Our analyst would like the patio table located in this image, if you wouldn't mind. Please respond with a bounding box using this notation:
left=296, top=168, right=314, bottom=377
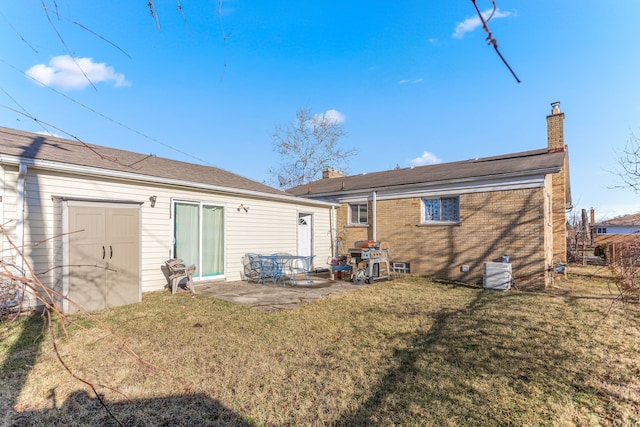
left=253, top=254, right=315, bottom=287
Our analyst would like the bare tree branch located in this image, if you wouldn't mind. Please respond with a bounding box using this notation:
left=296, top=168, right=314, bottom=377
left=0, top=223, right=193, bottom=424
left=148, top=0, right=161, bottom=30
left=615, top=131, right=640, bottom=193
left=40, top=0, right=98, bottom=91
left=269, top=107, right=356, bottom=188
left=470, top=0, right=521, bottom=83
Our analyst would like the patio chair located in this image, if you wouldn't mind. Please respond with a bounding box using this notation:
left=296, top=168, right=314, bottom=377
left=165, top=258, right=196, bottom=294
left=257, top=256, right=287, bottom=287
left=243, top=253, right=261, bottom=283
left=289, top=255, right=315, bottom=285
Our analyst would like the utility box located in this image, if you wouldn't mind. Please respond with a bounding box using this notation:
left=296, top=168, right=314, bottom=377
left=483, top=262, right=512, bottom=291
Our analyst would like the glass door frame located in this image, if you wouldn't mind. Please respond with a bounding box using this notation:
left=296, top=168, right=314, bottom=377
left=172, top=199, right=226, bottom=281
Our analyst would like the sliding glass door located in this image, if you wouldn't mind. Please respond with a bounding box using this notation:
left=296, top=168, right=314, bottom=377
left=174, top=201, right=225, bottom=279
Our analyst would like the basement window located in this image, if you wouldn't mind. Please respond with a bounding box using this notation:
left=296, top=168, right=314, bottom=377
left=422, top=197, right=460, bottom=224
left=349, top=203, right=368, bottom=225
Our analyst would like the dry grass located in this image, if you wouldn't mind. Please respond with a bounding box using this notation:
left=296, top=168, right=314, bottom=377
left=1, top=264, right=639, bottom=426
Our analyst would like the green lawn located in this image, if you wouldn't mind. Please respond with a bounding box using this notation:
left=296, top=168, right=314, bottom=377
left=1, top=264, right=639, bottom=426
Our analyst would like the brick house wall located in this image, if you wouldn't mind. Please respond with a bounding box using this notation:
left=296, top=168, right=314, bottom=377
left=306, top=104, right=571, bottom=289
left=336, top=186, right=550, bottom=289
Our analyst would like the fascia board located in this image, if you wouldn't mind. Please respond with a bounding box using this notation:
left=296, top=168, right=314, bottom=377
left=303, top=168, right=559, bottom=200
left=0, top=155, right=339, bottom=208
left=316, top=173, right=548, bottom=203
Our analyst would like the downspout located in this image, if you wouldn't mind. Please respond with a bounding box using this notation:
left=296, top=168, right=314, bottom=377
left=330, top=206, right=336, bottom=259
left=372, top=191, right=377, bottom=241
left=2, top=164, right=27, bottom=308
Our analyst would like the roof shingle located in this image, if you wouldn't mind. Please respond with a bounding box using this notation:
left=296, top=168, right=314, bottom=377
left=287, top=148, right=566, bottom=196
left=596, top=213, right=640, bottom=227
left=0, top=126, right=285, bottom=196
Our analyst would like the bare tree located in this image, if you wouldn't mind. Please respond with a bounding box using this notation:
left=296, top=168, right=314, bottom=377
left=616, top=131, right=640, bottom=193
left=268, top=107, right=356, bottom=188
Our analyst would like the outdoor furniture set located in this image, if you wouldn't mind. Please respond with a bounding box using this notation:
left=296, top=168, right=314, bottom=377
left=243, top=253, right=315, bottom=287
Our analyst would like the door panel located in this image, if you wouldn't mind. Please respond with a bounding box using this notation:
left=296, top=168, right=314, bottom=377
left=174, top=203, right=199, bottom=268
left=69, top=207, right=107, bottom=313
left=106, top=208, right=140, bottom=308
left=201, top=205, right=224, bottom=277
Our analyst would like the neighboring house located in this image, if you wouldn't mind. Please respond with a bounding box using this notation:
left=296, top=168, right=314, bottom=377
left=0, top=126, right=337, bottom=313
left=288, top=103, right=572, bottom=289
left=592, top=213, right=640, bottom=246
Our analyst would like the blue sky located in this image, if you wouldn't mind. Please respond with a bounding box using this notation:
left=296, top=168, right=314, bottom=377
left=1, top=1, right=639, bottom=221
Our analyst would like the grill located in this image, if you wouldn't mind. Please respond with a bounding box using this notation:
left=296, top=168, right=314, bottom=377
left=348, top=241, right=390, bottom=284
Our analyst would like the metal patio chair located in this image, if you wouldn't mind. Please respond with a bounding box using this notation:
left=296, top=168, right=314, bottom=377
left=243, top=253, right=261, bottom=283
left=257, top=255, right=287, bottom=287
left=289, top=255, right=315, bottom=285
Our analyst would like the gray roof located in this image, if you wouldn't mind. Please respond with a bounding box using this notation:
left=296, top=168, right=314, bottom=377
left=596, top=213, right=640, bottom=227
left=287, top=148, right=567, bottom=196
left=0, top=126, right=286, bottom=196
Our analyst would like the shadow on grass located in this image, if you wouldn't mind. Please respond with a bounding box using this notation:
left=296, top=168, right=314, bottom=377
left=11, top=391, right=252, bottom=427
left=332, top=287, right=621, bottom=426
left=1, top=312, right=45, bottom=413
left=2, top=314, right=252, bottom=427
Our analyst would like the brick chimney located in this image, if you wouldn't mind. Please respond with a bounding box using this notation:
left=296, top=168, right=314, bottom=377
left=546, top=101, right=569, bottom=266
left=547, top=101, right=565, bottom=153
left=322, top=167, right=344, bottom=179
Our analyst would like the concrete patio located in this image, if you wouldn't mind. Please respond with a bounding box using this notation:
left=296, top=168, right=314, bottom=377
left=193, top=272, right=365, bottom=311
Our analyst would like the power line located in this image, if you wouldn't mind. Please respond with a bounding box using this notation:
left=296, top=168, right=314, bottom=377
left=40, top=0, right=98, bottom=91
left=0, top=57, right=215, bottom=167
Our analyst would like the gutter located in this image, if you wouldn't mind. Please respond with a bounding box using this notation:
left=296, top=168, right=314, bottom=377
left=1, top=163, right=26, bottom=309
left=0, top=155, right=340, bottom=209
left=295, top=166, right=563, bottom=199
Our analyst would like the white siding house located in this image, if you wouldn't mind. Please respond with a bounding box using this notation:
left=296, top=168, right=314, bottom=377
left=0, top=127, right=337, bottom=313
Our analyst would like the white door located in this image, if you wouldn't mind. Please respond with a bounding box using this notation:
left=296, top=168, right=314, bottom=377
left=298, top=213, right=312, bottom=257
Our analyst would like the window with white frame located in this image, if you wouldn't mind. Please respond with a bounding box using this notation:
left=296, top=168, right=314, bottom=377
left=349, top=202, right=368, bottom=225
left=596, top=227, right=607, bottom=234
left=422, top=197, right=460, bottom=223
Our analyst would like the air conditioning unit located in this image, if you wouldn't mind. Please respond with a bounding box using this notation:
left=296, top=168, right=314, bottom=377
left=483, top=262, right=512, bottom=291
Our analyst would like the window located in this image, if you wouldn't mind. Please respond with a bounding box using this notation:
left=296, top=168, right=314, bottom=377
left=422, top=197, right=459, bottom=223
left=349, top=203, right=368, bottom=225
left=596, top=227, right=607, bottom=234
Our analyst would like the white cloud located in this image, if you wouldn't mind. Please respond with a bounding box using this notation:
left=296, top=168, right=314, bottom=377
left=314, top=109, right=346, bottom=125
left=26, top=55, right=130, bottom=90
left=452, top=8, right=512, bottom=39
left=409, top=151, right=442, bottom=167
left=398, top=78, right=424, bottom=85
